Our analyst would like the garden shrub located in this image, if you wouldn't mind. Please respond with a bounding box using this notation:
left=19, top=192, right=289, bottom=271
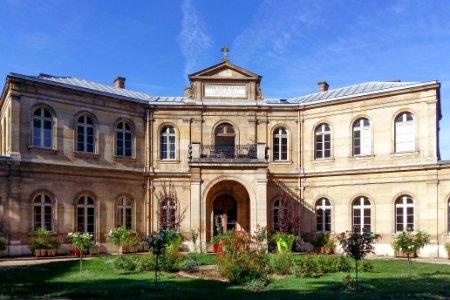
left=217, top=231, right=269, bottom=286
left=114, top=255, right=139, bottom=272
left=269, top=252, right=293, bottom=275
left=113, top=253, right=180, bottom=273
left=293, top=254, right=353, bottom=278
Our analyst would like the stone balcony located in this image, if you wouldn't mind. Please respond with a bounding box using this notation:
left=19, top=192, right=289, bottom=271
left=189, top=143, right=268, bottom=167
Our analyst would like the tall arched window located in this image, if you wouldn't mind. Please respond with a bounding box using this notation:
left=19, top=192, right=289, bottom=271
left=315, top=123, right=331, bottom=159
left=160, top=126, right=175, bottom=160
left=395, top=112, right=415, bottom=153
left=353, top=118, right=371, bottom=156
left=316, top=198, right=331, bottom=232
left=116, top=121, right=133, bottom=157
left=273, top=199, right=280, bottom=231
left=395, top=195, right=414, bottom=232
left=117, top=197, right=133, bottom=229
left=160, top=197, right=176, bottom=230
left=77, top=195, right=96, bottom=238
left=77, top=115, right=95, bottom=153
left=352, top=197, right=371, bottom=233
left=33, top=193, right=53, bottom=231
left=273, top=127, right=288, bottom=161
left=32, top=107, right=52, bottom=148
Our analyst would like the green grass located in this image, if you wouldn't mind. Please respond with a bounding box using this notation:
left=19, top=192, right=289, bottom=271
left=1, top=256, right=449, bottom=299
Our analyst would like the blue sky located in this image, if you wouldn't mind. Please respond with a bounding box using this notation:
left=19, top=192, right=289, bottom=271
left=1, top=0, right=449, bottom=159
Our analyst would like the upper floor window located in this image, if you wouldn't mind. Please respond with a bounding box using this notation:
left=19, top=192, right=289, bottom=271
left=32, top=107, right=53, bottom=148
left=352, top=196, right=371, bottom=233
left=116, top=121, right=133, bottom=157
left=77, top=115, right=95, bottom=153
left=117, top=197, right=133, bottom=230
left=160, top=126, right=175, bottom=160
left=353, top=118, right=371, bottom=156
left=273, top=127, right=288, bottom=161
left=316, top=198, right=331, bottom=232
left=77, top=195, right=96, bottom=238
left=395, top=195, right=414, bottom=232
left=33, top=193, right=53, bottom=231
left=395, top=112, right=415, bottom=153
left=315, top=123, right=331, bottom=159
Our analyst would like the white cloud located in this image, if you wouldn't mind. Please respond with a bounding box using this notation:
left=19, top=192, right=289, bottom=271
left=177, top=0, right=212, bottom=78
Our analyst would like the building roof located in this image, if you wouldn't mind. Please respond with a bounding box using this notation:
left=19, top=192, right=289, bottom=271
left=7, top=73, right=437, bottom=107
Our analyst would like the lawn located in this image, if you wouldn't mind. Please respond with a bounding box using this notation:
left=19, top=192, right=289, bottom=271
left=0, top=255, right=449, bottom=299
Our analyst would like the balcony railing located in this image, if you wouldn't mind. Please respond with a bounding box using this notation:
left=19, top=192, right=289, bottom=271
left=200, top=144, right=257, bottom=159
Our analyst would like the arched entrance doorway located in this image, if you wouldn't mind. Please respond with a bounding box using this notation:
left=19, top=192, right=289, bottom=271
left=213, top=195, right=237, bottom=235
left=206, top=179, right=250, bottom=242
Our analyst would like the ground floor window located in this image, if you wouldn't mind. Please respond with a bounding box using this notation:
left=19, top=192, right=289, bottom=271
left=316, top=198, right=331, bottom=232
left=77, top=195, right=96, bottom=238
left=352, top=196, right=371, bottom=233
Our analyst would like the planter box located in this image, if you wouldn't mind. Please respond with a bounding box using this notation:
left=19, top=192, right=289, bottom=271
left=35, top=248, right=46, bottom=257
left=395, top=250, right=417, bottom=258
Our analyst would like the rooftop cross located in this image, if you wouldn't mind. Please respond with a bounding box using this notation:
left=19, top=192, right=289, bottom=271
left=221, top=44, right=229, bottom=61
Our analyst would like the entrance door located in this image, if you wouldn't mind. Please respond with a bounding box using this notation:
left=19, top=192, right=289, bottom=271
left=213, top=195, right=237, bottom=235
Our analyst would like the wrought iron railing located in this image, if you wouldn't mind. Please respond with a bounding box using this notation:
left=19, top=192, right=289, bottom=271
left=200, top=144, right=257, bottom=159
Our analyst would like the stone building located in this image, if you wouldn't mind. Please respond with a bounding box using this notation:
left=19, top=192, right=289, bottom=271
left=0, top=54, right=449, bottom=257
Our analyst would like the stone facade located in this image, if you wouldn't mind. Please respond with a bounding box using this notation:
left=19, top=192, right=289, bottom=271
left=0, top=58, right=449, bottom=257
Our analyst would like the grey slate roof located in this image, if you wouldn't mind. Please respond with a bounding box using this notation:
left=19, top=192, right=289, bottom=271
left=8, top=73, right=437, bottom=107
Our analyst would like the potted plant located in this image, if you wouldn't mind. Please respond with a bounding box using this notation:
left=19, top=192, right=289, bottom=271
left=106, top=227, right=131, bottom=253
left=311, top=232, right=331, bottom=254
left=444, top=242, right=450, bottom=259
left=273, top=232, right=297, bottom=253
left=208, top=230, right=232, bottom=253
left=123, top=233, right=141, bottom=253
left=29, top=228, right=51, bottom=257
left=46, top=238, right=61, bottom=256
left=89, top=243, right=100, bottom=256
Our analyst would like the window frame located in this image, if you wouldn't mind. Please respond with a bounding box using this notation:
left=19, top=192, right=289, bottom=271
left=395, top=195, right=414, bottom=232
left=116, top=197, right=133, bottom=230
left=273, top=127, right=288, bottom=161
left=352, top=196, right=371, bottom=233
left=160, top=197, right=176, bottom=230
left=115, top=121, right=133, bottom=158
left=75, top=114, right=97, bottom=154
left=314, top=123, right=331, bottom=160
left=352, top=118, right=371, bottom=156
left=76, top=195, right=96, bottom=239
left=160, top=125, right=176, bottom=160
left=315, top=198, right=332, bottom=232
left=394, top=112, right=415, bottom=153
left=32, top=193, right=54, bottom=232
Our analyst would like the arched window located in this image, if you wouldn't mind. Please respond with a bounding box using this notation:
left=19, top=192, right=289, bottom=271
left=395, top=112, right=415, bottom=153
left=77, top=195, right=96, bottom=238
left=273, top=199, right=281, bottom=231
left=117, top=197, right=133, bottom=229
left=32, top=107, right=52, bottom=148
left=352, top=197, right=371, bottom=233
left=353, top=118, right=371, bottom=156
left=395, top=195, right=414, bottom=232
left=160, top=126, right=175, bottom=160
left=160, top=197, right=176, bottom=230
left=315, top=123, right=331, bottom=159
left=33, top=193, right=53, bottom=231
left=116, top=121, right=133, bottom=157
left=77, top=115, right=95, bottom=153
left=273, top=127, right=288, bottom=161
left=316, top=198, right=331, bottom=232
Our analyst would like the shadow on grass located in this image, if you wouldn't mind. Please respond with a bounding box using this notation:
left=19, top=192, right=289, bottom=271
left=1, top=259, right=450, bottom=300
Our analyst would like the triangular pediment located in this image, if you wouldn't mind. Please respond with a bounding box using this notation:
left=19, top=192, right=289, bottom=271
left=189, top=60, right=261, bottom=80
left=185, top=59, right=264, bottom=102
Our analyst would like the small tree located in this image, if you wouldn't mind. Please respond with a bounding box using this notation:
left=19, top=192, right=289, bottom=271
left=67, top=232, right=96, bottom=274
left=337, top=229, right=381, bottom=291
left=393, top=227, right=429, bottom=277
left=145, top=228, right=178, bottom=288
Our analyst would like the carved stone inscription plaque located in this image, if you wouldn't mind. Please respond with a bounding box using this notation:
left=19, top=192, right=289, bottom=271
left=204, top=84, right=246, bottom=98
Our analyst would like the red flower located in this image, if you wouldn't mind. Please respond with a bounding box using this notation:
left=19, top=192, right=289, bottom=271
left=243, top=265, right=249, bottom=269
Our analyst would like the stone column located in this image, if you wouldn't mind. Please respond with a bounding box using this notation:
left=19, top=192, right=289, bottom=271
left=254, top=177, right=268, bottom=231
left=190, top=168, right=203, bottom=251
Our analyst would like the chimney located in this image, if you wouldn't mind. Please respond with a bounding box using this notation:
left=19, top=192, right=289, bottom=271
left=114, top=76, right=126, bottom=89
left=318, top=81, right=329, bottom=92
